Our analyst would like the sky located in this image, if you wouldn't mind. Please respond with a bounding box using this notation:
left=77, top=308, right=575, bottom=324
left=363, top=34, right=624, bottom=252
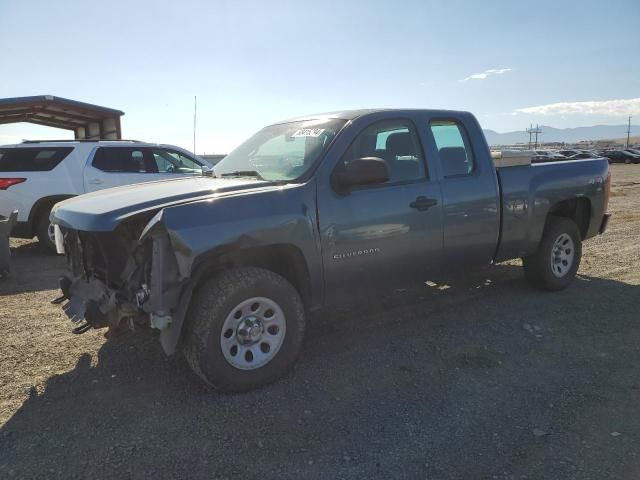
left=1, top=0, right=638, bottom=153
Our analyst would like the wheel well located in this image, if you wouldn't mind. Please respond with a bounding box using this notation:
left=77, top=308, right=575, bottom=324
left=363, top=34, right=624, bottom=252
left=28, top=195, right=75, bottom=228
left=547, top=197, right=591, bottom=238
left=194, top=244, right=312, bottom=308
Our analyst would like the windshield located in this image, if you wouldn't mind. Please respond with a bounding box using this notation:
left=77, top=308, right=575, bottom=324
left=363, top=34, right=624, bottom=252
left=214, top=118, right=346, bottom=181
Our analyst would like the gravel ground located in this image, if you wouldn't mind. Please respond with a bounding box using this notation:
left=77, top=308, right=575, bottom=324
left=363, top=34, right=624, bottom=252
left=1, top=165, right=639, bottom=479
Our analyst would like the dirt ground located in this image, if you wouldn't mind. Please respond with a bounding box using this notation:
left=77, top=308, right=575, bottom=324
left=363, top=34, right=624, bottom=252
left=1, top=165, right=639, bottom=479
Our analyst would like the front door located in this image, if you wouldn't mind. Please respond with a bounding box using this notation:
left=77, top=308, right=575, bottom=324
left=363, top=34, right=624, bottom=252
left=317, top=118, right=444, bottom=304
left=150, top=148, right=204, bottom=179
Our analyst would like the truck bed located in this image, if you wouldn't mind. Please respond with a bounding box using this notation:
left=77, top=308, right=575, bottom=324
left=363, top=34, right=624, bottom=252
left=495, top=158, right=610, bottom=262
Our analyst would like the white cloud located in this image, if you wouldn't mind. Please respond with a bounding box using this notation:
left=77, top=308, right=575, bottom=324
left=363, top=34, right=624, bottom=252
left=460, top=68, right=512, bottom=82
left=516, top=98, right=640, bottom=116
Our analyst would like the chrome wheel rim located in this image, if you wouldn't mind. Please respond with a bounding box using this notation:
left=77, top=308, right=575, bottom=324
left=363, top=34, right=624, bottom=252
left=550, top=233, right=574, bottom=278
left=220, top=297, right=286, bottom=370
left=47, top=223, right=56, bottom=244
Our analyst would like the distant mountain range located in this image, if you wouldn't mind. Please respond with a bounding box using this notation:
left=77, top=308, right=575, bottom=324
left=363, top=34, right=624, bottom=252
left=483, top=124, right=638, bottom=146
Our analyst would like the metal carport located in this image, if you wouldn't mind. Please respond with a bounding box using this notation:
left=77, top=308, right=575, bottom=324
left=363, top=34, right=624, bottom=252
left=0, top=95, right=124, bottom=139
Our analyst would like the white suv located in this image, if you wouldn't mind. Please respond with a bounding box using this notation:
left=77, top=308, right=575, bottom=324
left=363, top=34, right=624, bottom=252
left=0, top=140, right=214, bottom=252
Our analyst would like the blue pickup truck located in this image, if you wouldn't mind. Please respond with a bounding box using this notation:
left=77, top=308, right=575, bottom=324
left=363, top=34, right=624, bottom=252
left=51, top=109, right=611, bottom=391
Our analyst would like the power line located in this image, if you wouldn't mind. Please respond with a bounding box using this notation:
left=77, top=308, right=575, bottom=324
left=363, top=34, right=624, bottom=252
left=626, top=115, right=632, bottom=148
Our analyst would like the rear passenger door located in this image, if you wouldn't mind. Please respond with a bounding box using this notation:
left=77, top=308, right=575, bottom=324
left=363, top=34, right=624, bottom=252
left=84, top=147, right=155, bottom=191
left=424, top=117, right=500, bottom=270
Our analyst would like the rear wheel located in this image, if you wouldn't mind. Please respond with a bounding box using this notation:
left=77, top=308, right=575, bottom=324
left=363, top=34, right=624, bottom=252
left=522, top=216, right=582, bottom=291
left=35, top=208, right=57, bottom=254
left=183, top=267, right=305, bottom=392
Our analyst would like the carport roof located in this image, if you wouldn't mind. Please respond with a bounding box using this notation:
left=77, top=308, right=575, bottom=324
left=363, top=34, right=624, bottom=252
left=0, top=95, right=124, bottom=136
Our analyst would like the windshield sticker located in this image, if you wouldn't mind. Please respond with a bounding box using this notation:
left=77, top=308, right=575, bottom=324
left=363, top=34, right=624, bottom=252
left=291, top=128, right=325, bottom=138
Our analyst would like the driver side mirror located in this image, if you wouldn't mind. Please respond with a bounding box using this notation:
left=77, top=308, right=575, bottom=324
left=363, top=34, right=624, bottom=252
left=332, top=157, right=389, bottom=192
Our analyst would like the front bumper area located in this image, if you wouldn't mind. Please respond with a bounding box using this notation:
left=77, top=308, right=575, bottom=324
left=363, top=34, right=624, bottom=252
left=55, top=227, right=147, bottom=335
left=58, top=274, right=135, bottom=332
left=53, top=223, right=188, bottom=351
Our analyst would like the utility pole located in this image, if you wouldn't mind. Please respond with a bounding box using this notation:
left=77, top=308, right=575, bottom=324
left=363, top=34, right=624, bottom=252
left=626, top=115, right=632, bottom=148
left=193, top=96, right=197, bottom=155
left=527, top=123, right=541, bottom=149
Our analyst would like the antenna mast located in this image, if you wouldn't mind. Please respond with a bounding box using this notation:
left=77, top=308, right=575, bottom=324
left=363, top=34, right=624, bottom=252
left=193, top=96, right=197, bottom=154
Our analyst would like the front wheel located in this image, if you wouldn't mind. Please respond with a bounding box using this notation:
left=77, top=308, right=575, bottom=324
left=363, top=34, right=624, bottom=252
left=522, top=216, right=582, bottom=291
left=183, top=267, right=306, bottom=392
left=35, top=208, right=57, bottom=254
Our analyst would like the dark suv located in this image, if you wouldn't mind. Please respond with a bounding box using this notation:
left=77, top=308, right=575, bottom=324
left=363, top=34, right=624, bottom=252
left=600, top=150, right=640, bottom=164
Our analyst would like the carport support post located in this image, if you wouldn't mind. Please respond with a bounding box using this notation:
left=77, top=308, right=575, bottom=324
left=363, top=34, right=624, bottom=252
left=101, top=118, right=119, bottom=140
left=87, top=122, right=100, bottom=139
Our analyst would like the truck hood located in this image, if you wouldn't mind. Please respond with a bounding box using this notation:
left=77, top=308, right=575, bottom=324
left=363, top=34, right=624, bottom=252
left=51, top=176, right=272, bottom=232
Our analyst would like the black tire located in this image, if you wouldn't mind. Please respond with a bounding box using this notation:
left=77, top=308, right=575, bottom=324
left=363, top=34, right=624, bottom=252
left=35, top=207, right=57, bottom=254
left=183, top=267, right=305, bottom=392
left=522, top=216, right=582, bottom=291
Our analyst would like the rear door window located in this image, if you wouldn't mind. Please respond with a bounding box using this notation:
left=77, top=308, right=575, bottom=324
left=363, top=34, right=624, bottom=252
left=429, top=120, right=475, bottom=177
left=0, top=147, right=73, bottom=172
left=92, top=147, right=154, bottom=173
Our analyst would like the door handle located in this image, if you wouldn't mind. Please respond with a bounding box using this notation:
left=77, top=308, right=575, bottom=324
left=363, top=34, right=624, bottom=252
left=88, top=179, right=103, bottom=185
left=410, top=196, right=438, bottom=211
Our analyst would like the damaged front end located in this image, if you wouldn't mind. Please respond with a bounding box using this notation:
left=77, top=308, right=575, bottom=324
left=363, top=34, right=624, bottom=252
left=54, top=211, right=189, bottom=354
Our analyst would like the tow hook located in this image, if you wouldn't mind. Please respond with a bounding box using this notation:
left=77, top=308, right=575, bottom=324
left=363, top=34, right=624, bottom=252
left=51, top=294, right=68, bottom=305
left=51, top=276, right=72, bottom=304
left=72, top=322, right=92, bottom=334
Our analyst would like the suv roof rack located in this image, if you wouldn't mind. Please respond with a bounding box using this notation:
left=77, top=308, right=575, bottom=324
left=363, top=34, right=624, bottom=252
left=20, top=139, right=143, bottom=144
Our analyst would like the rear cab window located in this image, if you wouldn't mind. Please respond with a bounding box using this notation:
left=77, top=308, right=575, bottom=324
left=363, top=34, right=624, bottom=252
left=429, top=120, right=475, bottom=177
left=0, top=147, right=73, bottom=172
